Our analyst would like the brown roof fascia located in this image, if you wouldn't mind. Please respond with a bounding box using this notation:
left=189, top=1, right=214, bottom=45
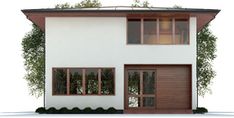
left=22, top=9, right=220, bottom=32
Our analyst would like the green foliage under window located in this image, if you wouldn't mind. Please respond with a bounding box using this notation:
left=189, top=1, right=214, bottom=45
left=192, top=107, right=208, bottom=114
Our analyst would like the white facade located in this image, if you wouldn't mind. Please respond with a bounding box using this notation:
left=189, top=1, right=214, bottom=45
left=45, top=17, right=197, bottom=110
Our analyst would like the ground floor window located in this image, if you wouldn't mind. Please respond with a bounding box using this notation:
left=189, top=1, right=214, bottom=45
left=52, top=68, right=115, bottom=95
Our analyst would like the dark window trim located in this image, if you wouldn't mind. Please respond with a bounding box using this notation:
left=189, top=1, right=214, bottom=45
left=127, top=16, right=190, bottom=45
left=52, top=67, right=115, bottom=96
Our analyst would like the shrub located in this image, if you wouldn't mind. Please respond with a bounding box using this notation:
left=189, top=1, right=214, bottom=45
left=59, top=107, right=69, bottom=114
left=35, top=106, right=119, bottom=114
left=193, top=107, right=208, bottom=114
left=95, top=107, right=105, bottom=114
left=107, top=107, right=117, bottom=114
left=83, top=107, right=93, bottom=113
left=35, top=107, right=46, bottom=114
left=71, top=107, right=80, bottom=114
left=46, top=107, right=58, bottom=114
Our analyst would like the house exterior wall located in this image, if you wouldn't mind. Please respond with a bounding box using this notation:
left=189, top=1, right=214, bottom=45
left=45, top=17, right=197, bottom=110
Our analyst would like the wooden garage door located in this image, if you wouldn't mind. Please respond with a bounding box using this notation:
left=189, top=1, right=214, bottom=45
left=156, top=65, right=191, bottom=109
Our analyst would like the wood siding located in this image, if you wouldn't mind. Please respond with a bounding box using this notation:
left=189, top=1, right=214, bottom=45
left=156, top=65, right=191, bottom=109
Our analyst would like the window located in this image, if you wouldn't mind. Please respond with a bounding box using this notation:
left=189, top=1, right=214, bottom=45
left=144, top=19, right=157, bottom=44
left=126, top=69, right=156, bottom=108
left=86, top=69, right=98, bottom=94
left=52, top=68, right=115, bottom=95
left=127, top=18, right=189, bottom=45
left=70, top=69, right=83, bottom=95
left=175, top=19, right=189, bottom=44
left=127, top=19, right=141, bottom=44
left=53, top=69, right=67, bottom=95
left=159, top=18, right=173, bottom=44
left=101, top=68, right=115, bottom=95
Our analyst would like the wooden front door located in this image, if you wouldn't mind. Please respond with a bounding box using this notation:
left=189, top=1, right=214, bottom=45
left=124, top=66, right=157, bottom=113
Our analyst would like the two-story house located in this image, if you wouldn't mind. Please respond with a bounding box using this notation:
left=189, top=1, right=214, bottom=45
left=22, top=6, right=219, bottom=113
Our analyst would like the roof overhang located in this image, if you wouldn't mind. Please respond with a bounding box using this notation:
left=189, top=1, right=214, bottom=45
left=22, top=7, right=220, bottom=32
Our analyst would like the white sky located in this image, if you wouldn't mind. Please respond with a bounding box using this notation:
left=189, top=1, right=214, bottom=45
left=0, top=0, right=233, bottom=112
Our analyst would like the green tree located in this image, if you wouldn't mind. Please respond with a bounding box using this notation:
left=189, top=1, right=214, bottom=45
left=55, top=0, right=101, bottom=9
left=22, top=24, right=45, bottom=97
left=22, top=0, right=102, bottom=97
left=132, top=0, right=150, bottom=7
left=75, top=0, right=101, bottom=8
left=197, top=24, right=217, bottom=96
left=55, top=3, right=72, bottom=9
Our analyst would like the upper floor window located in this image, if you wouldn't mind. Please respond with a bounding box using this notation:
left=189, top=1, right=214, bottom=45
left=127, top=19, right=141, bottom=44
left=127, top=18, right=189, bottom=45
left=144, top=19, right=157, bottom=44
left=175, top=19, right=189, bottom=44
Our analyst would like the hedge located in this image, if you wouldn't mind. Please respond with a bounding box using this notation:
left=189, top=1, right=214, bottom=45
left=35, top=107, right=120, bottom=114
left=193, top=107, right=208, bottom=114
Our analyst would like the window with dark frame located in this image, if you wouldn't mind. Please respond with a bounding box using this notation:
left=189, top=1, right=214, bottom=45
left=127, top=18, right=189, bottom=45
left=127, top=19, right=141, bottom=44
left=52, top=68, right=115, bottom=95
left=101, top=68, right=115, bottom=95
left=175, top=19, right=189, bottom=44
left=159, top=18, right=173, bottom=44
left=127, top=69, right=156, bottom=108
left=144, top=19, right=157, bottom=44
left=70, top=69, right=83, bottom=95
left=86, top=69, right=98, bottom=95
left=53, top=68, right=67, bottom=95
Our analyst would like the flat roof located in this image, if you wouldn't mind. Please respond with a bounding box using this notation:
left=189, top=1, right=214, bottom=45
left=22, top=6, right=220, bottom=31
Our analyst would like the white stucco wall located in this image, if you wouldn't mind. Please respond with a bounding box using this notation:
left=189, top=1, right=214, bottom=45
left=45, top=17, right=197, bottom=110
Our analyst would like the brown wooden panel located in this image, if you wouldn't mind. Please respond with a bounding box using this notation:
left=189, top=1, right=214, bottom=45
left=156, top=65, right=191, bottom=109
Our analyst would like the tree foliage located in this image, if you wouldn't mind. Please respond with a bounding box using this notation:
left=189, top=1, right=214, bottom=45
left=75, top=0, right=101, bottom=8
left=55, top=0, right=101, bottom=9
left=22, top=24, right=45, bottom=97
left=132, top=0, right=151, bottom=7
left=197, top=24, right=217, bottom=96
left=55, top=3, right=72, bottom=9
left=22, top=0, right=101, bottom=97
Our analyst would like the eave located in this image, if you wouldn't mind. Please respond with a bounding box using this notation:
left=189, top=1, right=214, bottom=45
left=22, top=7, right=220, bottom=32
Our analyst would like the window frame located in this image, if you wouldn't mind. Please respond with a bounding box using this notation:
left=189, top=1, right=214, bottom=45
left=52, top=67, right=115, bottom=96
left=126, top=17, right=190, bottom=45
left=125, top=67, right=157, bottom=109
